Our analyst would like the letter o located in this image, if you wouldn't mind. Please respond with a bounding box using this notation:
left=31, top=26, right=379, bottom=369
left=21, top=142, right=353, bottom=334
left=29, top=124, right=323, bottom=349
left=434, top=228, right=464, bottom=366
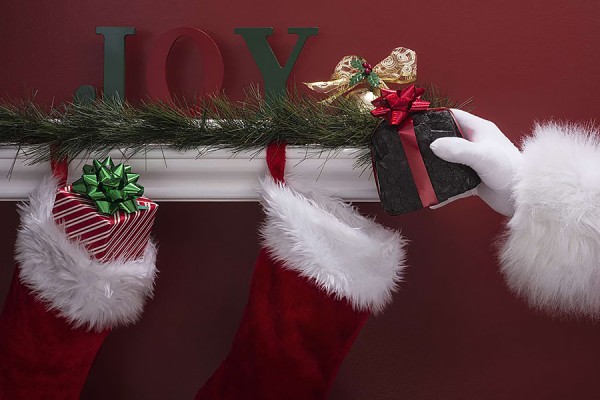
left=146, top=27, right=224, bottom=101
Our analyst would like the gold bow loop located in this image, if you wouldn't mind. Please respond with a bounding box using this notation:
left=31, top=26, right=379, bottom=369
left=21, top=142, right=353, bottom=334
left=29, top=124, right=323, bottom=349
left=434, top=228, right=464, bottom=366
left=304, top=47, right=417, bottom=103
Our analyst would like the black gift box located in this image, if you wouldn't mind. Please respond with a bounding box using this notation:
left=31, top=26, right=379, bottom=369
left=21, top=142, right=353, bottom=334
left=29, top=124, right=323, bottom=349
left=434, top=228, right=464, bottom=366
left=371, top=109, right=481, bottom=215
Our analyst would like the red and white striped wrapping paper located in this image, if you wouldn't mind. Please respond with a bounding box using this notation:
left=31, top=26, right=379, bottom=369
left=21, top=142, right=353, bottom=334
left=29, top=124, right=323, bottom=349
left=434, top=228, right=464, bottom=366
left=52, top=186, right=158, bottom=262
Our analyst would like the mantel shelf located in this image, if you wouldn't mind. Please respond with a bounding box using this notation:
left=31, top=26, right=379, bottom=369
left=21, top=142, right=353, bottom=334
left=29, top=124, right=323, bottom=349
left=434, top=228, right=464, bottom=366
left=0, top=147, right=380, bottom=202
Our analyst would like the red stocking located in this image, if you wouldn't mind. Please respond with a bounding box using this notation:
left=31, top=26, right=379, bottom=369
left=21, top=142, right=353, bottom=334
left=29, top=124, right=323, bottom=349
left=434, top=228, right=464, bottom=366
left=0, top=167, right=157, bottom=400
left=195, top=143, right=407, bottom=400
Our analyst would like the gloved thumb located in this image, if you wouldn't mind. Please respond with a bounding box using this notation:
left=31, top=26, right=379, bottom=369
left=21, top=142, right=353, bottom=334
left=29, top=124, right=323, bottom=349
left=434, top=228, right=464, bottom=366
left=430, top=137, right=512, bottom=190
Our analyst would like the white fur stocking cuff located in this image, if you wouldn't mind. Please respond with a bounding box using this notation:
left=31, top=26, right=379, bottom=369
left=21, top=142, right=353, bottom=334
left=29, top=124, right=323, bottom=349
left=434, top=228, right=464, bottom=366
left=15, top=177, right=158, bottom=332
left=260, top=175, right=407, bottom=313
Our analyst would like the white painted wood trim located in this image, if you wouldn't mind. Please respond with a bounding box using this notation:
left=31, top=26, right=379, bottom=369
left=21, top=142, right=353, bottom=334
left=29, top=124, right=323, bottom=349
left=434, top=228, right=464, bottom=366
left=0, top=147, right=380, bottom=201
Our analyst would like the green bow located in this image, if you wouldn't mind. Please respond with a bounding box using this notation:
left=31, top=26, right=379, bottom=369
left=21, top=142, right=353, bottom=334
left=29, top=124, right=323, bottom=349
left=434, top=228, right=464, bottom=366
left=71, top=157, right=147, bottom=215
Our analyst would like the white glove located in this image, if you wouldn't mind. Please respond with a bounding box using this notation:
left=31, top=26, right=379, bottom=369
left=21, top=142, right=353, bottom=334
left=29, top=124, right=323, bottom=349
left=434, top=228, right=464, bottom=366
left=429, top=109, right=524, bottom=216
left=431, top=113, right=600, bottom=319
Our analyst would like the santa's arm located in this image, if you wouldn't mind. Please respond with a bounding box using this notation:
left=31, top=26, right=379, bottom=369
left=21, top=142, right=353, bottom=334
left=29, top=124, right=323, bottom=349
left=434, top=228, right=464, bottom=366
left=431, top=110, right=600, bottom=318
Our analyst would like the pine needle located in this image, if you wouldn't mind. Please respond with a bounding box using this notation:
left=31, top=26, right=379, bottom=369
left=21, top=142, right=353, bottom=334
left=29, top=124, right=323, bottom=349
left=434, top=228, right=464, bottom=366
left=0, top=85, right=469, bottom=164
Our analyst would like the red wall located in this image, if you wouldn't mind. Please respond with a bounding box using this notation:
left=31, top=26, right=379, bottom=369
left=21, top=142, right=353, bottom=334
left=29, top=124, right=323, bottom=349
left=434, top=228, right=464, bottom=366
left=1, top=0, right=600, bottom=398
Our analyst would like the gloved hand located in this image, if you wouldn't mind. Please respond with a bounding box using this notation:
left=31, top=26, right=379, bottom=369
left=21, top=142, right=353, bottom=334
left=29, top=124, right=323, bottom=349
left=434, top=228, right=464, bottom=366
left=432, top=113, right=600, bottom=318
left=429, top=109, right=523, bottom=216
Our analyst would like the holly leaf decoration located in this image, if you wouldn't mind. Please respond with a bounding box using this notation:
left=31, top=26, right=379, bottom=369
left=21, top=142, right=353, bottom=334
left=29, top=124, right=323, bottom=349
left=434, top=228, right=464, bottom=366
left=367, top=73, right=381, bottom=88
left=350, top=58, right=364, bottom=71
left=349, top=72, right=364, bottom=87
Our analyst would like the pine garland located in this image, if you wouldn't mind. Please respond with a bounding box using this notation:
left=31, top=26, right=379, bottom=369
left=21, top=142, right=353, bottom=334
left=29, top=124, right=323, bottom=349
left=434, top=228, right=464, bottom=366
left=0, top=85, right=471, bottom=165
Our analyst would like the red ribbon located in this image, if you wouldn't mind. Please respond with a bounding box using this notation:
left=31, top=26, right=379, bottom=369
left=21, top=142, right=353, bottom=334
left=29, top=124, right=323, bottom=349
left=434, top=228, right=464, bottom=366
left=371, top=85, right=438, bottom=208
left=50, top=145, right=68, bottom=187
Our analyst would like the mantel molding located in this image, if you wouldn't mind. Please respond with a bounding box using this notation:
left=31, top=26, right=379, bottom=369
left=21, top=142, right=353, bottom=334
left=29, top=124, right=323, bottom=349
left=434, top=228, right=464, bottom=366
left=0, top=147, right=380, bottom=202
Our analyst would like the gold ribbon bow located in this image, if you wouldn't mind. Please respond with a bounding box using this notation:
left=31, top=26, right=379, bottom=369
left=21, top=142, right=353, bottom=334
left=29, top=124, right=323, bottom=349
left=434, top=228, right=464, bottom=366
left=304, top=47, right=417, bottom=103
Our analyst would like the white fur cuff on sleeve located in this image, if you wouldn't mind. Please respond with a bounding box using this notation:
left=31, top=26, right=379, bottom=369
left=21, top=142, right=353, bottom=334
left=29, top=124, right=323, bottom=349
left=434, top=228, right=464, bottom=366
left=15, top=177, right=158, bottom=332
left=260, top=175, right=407, bottom=313
left=500, top=122, right=600, bottom=318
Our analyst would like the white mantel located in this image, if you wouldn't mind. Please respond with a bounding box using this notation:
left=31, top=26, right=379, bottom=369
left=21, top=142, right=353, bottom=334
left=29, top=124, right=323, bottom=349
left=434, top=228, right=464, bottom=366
left=0, top=147, right=380, bottom=201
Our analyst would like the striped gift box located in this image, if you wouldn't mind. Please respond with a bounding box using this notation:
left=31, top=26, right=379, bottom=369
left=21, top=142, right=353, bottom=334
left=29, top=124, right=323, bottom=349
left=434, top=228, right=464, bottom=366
left=53, top=186, right=158, bottom=262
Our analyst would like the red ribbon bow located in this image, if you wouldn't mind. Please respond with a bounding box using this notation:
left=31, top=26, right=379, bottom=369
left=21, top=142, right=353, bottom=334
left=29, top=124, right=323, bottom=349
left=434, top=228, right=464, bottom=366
left=370, top=85, right=430, bottom=125
left=370, top=85, right=439, bottom=208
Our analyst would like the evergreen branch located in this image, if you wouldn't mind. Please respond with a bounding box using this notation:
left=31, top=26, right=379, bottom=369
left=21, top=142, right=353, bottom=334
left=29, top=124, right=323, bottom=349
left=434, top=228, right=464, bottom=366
left=0, top=85, right=471, bottom=164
